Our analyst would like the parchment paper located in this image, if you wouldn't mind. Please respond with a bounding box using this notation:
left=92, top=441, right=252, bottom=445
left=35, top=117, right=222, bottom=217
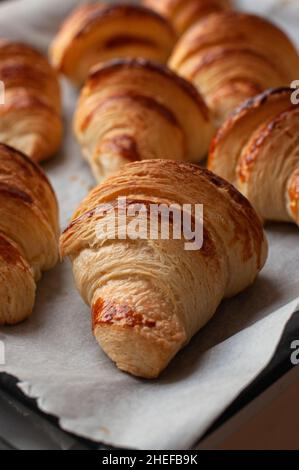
left=0, top=0, right=298, bottom=450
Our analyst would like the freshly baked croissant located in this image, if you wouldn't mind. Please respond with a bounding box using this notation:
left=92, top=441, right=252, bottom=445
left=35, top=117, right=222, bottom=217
left=74, top=58, right=214, bottom=182
left=50, top=3, right=176, bottom=86
left=169, top=12, right=299, bottom=126
left=0, top=40, right=62, bottom=162
left=143, top=0, right=231, bottom=35
left=0, top=144, right=59, bottom=325
left=60, top=159, right=268, bottom=378
left=208, top=87, right=299, bottom=225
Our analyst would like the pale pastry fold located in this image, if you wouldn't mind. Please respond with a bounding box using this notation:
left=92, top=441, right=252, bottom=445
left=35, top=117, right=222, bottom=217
left=0, top=144, right=59, bottom=325
left=169, top=12, right=299, bottom=126
left=143, top=0, right=231, bottom=35
left=60, top=159, right=268, bottom=378
left=0, top=40, right=62, bottom=162
left=74, top=58, right=214, bottom=182
left=208, top=87, right=299, bottom=225
left=49, top=3, right=176, bottom=85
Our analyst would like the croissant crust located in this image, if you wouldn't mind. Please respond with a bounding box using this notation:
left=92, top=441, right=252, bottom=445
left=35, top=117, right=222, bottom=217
left=60, top=159, right=267, bottom=378
left=50, top=3, right=176, bottom=85
left=0, top=40, right=62, bottom=162
left=169, top=12, right=299, bottom=126
left=0, top=144, right=59, bottom=325
left=208, top=87, right=299, bottom=225
left=74, top=58, right=214, bottom=181
left=143, top=0, right=231, bottom=35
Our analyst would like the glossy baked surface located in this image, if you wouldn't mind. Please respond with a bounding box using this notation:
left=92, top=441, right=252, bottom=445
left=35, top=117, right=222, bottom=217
left=74, top=58, right=214, bottom=181
left=209, top=87, right=299, bottom=225
left=0, top=40, right=62, bottom=162
left=50, top=3, right=176, bottom=85
left=60, top=159, right=267, bottom=378
left=169, top=12, right=299, bottom=126
left=0, top=144, right=59, bottom=325
left=143, top=0, right=231, bottom=35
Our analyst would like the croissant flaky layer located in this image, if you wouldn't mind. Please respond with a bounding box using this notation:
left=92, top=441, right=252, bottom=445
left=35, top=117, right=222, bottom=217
left=60, top=159, right=268, bottom=378
left=74, top=58, right=214, bottom=182
left=143, top=0, right=231, bottom=35
left=50, top=3, right=176, bottom=85
left=208, top=87, right=299, bottom=225
left=0, top=144, right=59, bottom=325
left=169, top=12, right=299, bottom=126
left=0, top=40, right=62, bottom=162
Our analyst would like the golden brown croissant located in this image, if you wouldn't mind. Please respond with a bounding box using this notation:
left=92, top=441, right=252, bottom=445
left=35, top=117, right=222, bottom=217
left=143, top=0, right=231, bottom=35
left=74, top=58, right=214, bottom=182
left=0, top=40, right=62, bottom=162
left=169, top=12, right=299, bottom=126
left=208, top=87, right=299, bottom=225
left=60, top=159, right=268, bottom=378
left=49, top=3, right=176, bottom=86
left=0, top=144, right=59, bottom=325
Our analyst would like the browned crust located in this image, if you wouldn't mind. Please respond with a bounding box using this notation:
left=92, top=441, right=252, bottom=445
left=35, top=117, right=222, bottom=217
left=199, top=168, right=264, bottom=266
left=88, top=58, right=210, bottom=120
left=92, top=298, right=156, bottom=329
left=80, top=92, right=181, bottom=132
left=144, top=0, right=230, bottom=18
left=187, top=47, right=282, bottom=79
left=0, top=234, right=27, bottom=269
left=64, top=160, right=263, bottom=225
left=174, top=32, right=246, bottom=68
left=229, top=87, right=293, bottom=119
left=0, top=40, right=45, bottom=58
left=0, top=62, right=49, bottom=82
left=0, top=181, right=33, bottom=204
left=210, top=77, right=263, bottom=97
left=132, top=160, right=266, bottom=266
left=173, top=9, right=298, bottom=70
left=0, top=40, right=56, bottom=78
left=179, top=1, right=228, bottom=18
left=237, top=105, right=299, bottom=184
left=97, top=135, right=141, bottom=163
left=0, top=94, right=58, bottom=115
left=61, top=195, right=217, bottom=258
left=103, top=35, right=158, bottom=50
left=196, top=10, right=282, bottom=29
left=0, top=143, right=56, bottom=197
left=61, top=160, right=265, bottom=263
left=209, top=87, right=293, bottom=161
left=62, top=197, right=172, bottom=234
left=73, top=3, right=175, bottom=40
left=288, top=169, right=299, bottom=222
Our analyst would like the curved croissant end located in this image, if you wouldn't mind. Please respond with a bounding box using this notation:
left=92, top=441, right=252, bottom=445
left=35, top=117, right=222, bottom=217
left=49, top=3, right=177, bottom=86
left=288, top=169, right=299, bottom=225
left=143, top=0, right=231, bottom=35
left=0, top=40, right=62, bottom=162
left=60, top=159, right=267, bottom=378
left=169, top=12, right=299, bottom=126
left=208, top=87, right=299, bottom=225
left=0, top=144, right=59, bottom=325
left=74, top=58, right=214, bottom=182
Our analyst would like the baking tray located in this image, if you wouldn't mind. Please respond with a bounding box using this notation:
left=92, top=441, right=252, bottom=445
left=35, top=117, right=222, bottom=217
left=0, top=309, right=298, bottom=450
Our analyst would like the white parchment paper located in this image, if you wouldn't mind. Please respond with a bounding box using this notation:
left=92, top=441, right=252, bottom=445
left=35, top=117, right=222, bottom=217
left=0, top=0, right=298, bottom=450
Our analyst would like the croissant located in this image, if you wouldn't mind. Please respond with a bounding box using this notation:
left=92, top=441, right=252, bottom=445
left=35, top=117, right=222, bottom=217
left=74, top=58, right=214, bottom=182
left=0, top=40, right=62, bottom=162
left=49, top=3, right=176, bottom=86
left=208, top=87, right=299, bottom=225
left=0, top=144, right=59, bottom=325
left=169, top=12, right=299, bottom=126
left=143, top=0, right=231, bottom=35
left=60, top=159, right=268, bottom=378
